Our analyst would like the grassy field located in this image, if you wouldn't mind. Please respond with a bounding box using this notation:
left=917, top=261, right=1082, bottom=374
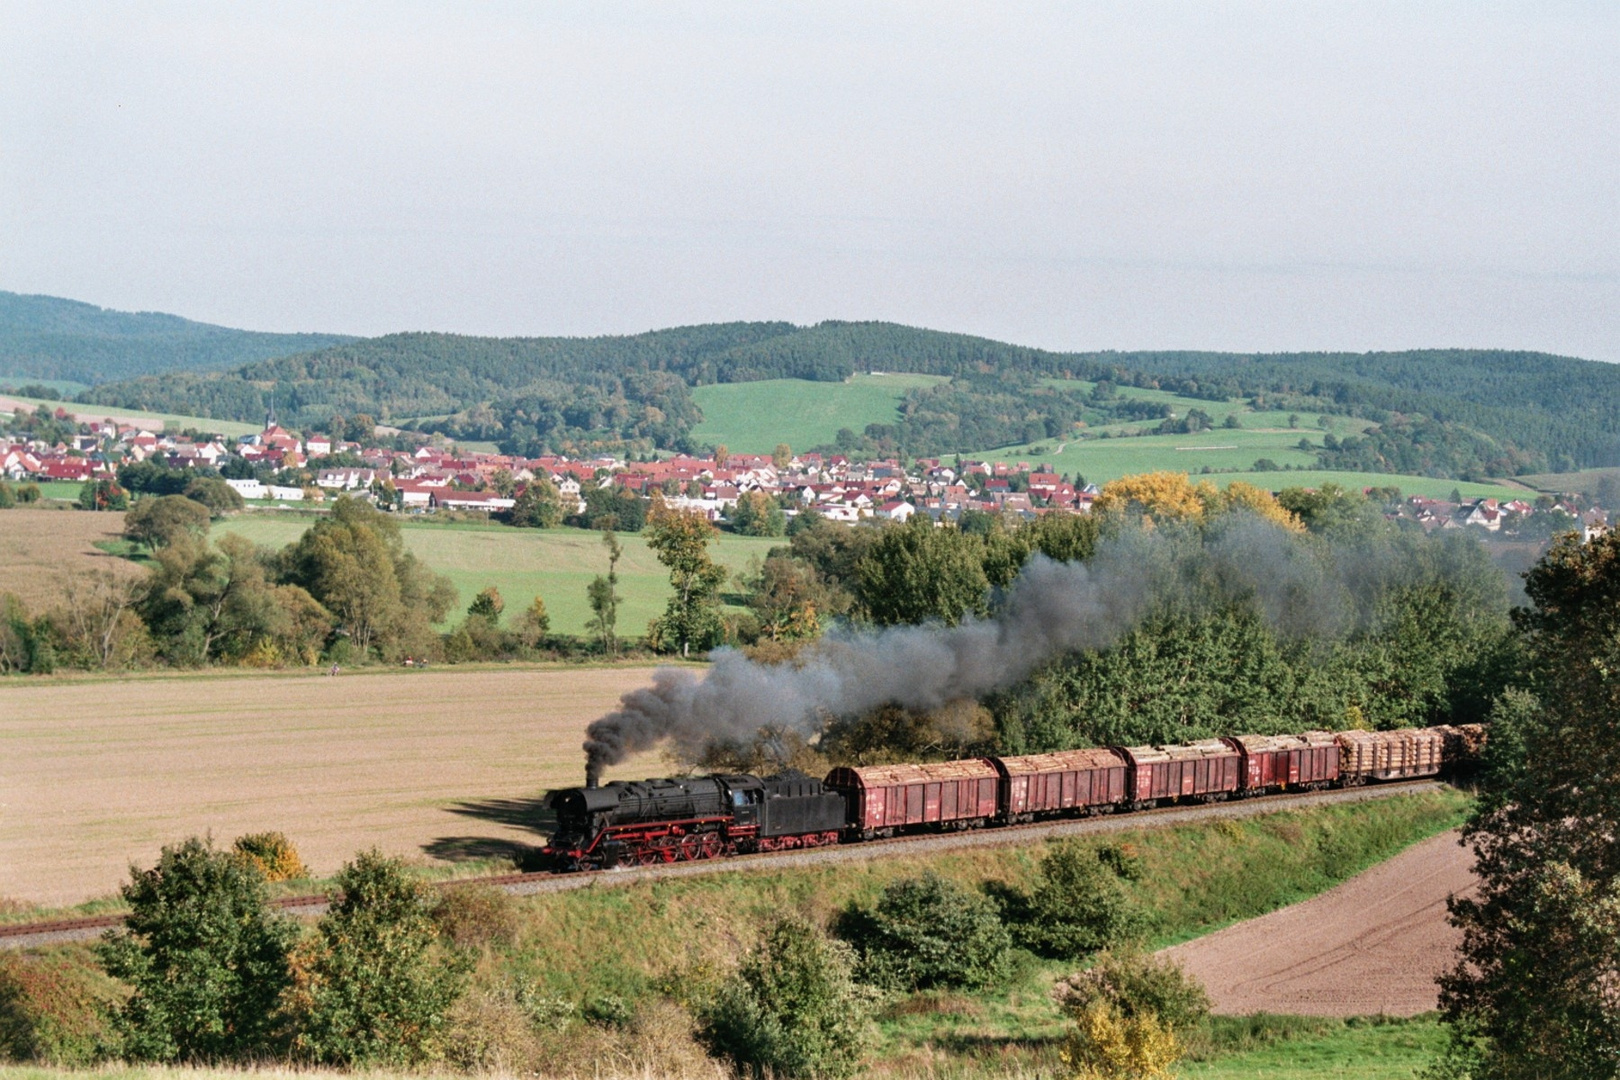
left=1042, top=378, right=1378, bottom=437
left=27, top=481, right=86, bottom=502
left=212, top=516, right=783, bottom=636
left=983, top=434, right=1527, bottom=500
left=0, top=664, right=676, bottom=907
left=0, top=394, right=258, bottom=438
left=0, top=378, right=88, bottom=396
left=1182, top=1016, right=1447, bottom=1079
left=690, top=373, right=947, bottom=455
left=0, top=1017, right=1450, bottom=1078
left=1515, top=466, right=1620, bottom=497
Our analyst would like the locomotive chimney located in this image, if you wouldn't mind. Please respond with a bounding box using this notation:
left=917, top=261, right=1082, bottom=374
left=585, top=772, right=599, bottom=789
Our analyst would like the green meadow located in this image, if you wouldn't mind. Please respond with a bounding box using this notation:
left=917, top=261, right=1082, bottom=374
left=1515, top=466, right=1620, bottom=498
left=212, top=516, right=782, bottom=637
left=982, top=428, right=1528, bottom=499
left=690, top=373, right=948, bottom=455
left=0, top=394, right=259, bottom=438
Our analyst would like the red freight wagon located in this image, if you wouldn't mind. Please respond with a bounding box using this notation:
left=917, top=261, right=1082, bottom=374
left=1118, top=740, right=1241, bottom=804
left=824, top=759, right=999, bottom=836
left=1336, top=728, right=1446, bottom=782
left=992, top=748, right=1129, bottom=821
left=1222, top=732, right=1339, bottom=792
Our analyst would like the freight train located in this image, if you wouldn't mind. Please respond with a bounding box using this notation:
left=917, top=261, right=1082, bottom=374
left=540, top=724, right=1481, bottom=872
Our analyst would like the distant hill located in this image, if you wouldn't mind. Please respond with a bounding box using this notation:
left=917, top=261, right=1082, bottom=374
left=64, top=309, right=1620, bottom=478
left=0, top=291, right=356, bottom=385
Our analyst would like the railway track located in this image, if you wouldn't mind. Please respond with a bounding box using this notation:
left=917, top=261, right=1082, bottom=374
left=0, top=779, right=1443, bottom=950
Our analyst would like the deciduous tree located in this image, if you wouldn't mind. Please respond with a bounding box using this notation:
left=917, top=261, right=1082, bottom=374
left=278, top=497, right=455, bottom=660
left=1436, top=529, right=1620, bottom=1079
left=291, top=851, right=467, bottom=1067
left=697, top=916, right=872, bottom=1079
left=586, top=527, right=622, bottom=655
left=856, top=515, right=988, bottom=627
left=98, top=836, right=296, bottom=1062
left=509, top=478, right=564, bottom=527
left=124, top=496, right=212, bottom=550
left=645, top=501, right=726, bottom=656
left=834, top=873, right=1012, bottom=991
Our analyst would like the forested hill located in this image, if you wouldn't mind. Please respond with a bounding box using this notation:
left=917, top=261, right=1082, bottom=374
left=70, top=316, right=1620, bottom=476
left=0, top=291, right=355, bottom=385
left=75, top=321, right=1082, bottom=423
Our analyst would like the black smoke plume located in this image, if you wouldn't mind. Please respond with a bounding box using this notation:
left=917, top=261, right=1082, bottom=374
left=581, top=515, right=1499, bottom=782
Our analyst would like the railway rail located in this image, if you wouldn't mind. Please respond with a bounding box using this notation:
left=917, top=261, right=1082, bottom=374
left=1, top=779, right=1444, bottom=950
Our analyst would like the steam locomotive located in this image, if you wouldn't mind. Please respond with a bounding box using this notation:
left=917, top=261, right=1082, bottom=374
left=540, top=724, right=1482, bottom=872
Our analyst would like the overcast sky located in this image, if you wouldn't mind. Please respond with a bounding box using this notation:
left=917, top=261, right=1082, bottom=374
left=2, top=2, right=1615, bottom=359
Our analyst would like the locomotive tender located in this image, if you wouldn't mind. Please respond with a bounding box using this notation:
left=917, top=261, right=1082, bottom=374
left=541, top=724, right=1479, bottom=872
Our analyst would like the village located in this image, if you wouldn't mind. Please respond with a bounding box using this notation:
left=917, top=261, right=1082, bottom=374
left=0, top=395, right=1607, bottom=538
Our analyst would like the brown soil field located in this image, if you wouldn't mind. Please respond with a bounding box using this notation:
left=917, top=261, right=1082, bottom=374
left=0, top=508, right=142, bottom=612
left=0, top=665, right=670, bottom=907
left=1160, top=829, right=1477, bottom=1016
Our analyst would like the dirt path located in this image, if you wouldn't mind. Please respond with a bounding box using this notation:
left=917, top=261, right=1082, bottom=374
left=0, top=666, right=668, bottom=906
left=1159, top=829, right=1476, bottom=1016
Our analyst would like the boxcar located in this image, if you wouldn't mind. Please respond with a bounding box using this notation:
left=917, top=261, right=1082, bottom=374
left=991, top=748, right=1130, bottom=821
left=1335, top=727, right=1446, bottom=782
left=1222, top=732, right=1339, bottom=792
left=824, top=759, right=999, bottom=837
left=1118, top=740, right=1241, bottom=804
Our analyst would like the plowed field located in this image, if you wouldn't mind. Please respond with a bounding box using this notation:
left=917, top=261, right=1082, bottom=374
left=0, top=508, right=140, bottom=611
left=0, top=666, right=668, bottom=907
left=1160, top=829, right=1476, bottom=1016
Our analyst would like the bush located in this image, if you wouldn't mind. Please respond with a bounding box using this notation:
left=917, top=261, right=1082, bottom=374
left=1056, top=950, right=1211, bottom=1035
left=1060, top=995, right=1180, bottom=1080
left=697, top=915, right=873, bottom=1079
left=834, top=873, right=1012, bottom=991
left=432, top=883, right=520, bottom=949
left=291, top=850, right=469, bottom=1066
left=1053, top=951, right=1209, bottom=1080
left=1000, top=840, right=1146, bottom=959
left=231, top=832, right=307, bottom=882
left=97, top=835, right=297, bottom=1062
left=0, top=952, right=119, bottom=1065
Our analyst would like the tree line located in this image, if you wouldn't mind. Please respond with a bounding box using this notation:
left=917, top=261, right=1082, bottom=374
left=71, top=316, right=1620, bottom=476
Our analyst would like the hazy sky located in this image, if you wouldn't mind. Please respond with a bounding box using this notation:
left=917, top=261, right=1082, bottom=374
left=3, top=2, right=1616, bottom=358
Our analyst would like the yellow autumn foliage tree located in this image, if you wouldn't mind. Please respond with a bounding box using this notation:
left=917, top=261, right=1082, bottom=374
left=1093, top=471, right=1211, bottom=523
left=1060, top=997, right=1180, bottom=1080
left=1094, top=472, right=1302, bottom=532
left=1213, top=480, right=1305, bottom=532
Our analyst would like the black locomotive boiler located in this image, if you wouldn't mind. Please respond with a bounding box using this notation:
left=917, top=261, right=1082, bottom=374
left=544, top=773, right=845, bottom=871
